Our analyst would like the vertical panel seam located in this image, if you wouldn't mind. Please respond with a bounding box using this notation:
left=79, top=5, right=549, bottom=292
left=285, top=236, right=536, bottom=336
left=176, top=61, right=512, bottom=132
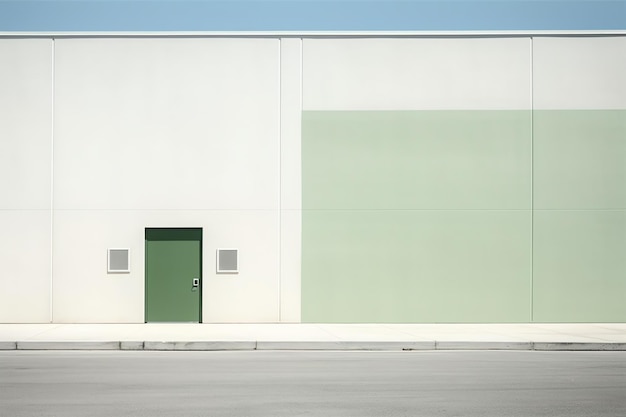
left=50, top=37, right=55, bottom=324
left=530, top=36, right=534, bottom=323
left=299, top=38, right=303, bottom=114
left=299, top=37, right=303, bottom=322
left=278, top=38, right=282, bottom=322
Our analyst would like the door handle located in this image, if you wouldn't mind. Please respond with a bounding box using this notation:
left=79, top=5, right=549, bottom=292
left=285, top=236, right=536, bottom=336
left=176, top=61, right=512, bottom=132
left=192, top=278, right=199, bottom=287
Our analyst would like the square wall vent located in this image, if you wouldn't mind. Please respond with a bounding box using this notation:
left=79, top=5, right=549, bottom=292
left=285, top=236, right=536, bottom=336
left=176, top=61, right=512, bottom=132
left=217, top=249, right=238, bottom=273
left=108, top=248, right=130, bottom=273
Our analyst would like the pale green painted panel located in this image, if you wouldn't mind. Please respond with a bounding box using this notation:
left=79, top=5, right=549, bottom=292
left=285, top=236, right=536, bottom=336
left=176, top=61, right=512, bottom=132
left=533, top=210, right=626, bottom=322
left=302, top=110, right=531, bottom=210
left=302, top=210, right=531, bottom=323
left=533, top=110, right=626, bottom=210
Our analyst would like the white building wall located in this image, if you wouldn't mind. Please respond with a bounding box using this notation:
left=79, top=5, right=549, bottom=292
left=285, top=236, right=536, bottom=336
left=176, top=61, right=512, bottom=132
left=0, top=39, right=53, bottom=323
left=303, top=37, right=532, bottom=111
left=533, top=36, right=626, bottom=110
left=52, top=38, right=281, bottom=322
left=2, top=35, right=622, bottom=323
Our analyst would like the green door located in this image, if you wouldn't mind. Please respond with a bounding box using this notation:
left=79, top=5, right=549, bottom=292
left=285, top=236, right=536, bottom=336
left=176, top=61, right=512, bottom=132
left=145, top=228, right=202, bottom=323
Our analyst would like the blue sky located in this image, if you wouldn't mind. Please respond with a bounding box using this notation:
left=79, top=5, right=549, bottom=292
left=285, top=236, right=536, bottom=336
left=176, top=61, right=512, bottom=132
left=0, top=1, right=624, bottom=32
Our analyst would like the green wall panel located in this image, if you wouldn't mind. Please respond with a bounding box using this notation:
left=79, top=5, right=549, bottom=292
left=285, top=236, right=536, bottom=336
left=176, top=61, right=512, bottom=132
left=302, top=110, right=532, bottom=323
left=302, top=109, right=626, bottom=323
left=302, top=210, right=531, bottom=323
left=533, top=211, right=626, bottom=322
left=532, top=110, right=626, bottom=322
left=303, top=110, right=531, bottom=210
left=533, top=110, right=626, bottom=210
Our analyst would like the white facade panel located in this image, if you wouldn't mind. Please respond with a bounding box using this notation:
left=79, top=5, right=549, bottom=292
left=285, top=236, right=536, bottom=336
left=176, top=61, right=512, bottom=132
left=52, top=210, right=279, bottom=323
left=0, top=39, right=52, bottom=209
left=279, top=38, right=302, bottom=322
left=280, top=38, right=303, bottom=211
left=0, top=211, right=51, bottom=323
left=53, top=38, right=280, bottom=210
left=533, top=36, right=626, bottom=109
left=202, top=210, right=280, bottom=323
left=303, top=38, right=531, bottom=110
left=279, top=209, right=302, bottom=322
left=52, top=210, right=145, bottom=323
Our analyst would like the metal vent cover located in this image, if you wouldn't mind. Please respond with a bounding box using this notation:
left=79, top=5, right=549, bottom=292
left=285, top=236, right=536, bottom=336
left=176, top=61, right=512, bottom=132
left=217, top=249, right=238, bottom=273
left=108, top=248, right=130, bottom=273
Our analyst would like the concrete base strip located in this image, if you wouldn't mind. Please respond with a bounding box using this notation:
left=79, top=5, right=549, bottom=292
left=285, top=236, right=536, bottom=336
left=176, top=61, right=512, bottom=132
left=436, top=341, right=533, bottom=350
left=143, top=341, right=256, bottom=351
left=120, top=341, right=144, bottom=351
left=17, top=341, right=120, bottom=350
left=533, top=342, right=626, bottom=351
left=256, top=341, right=436, bottom=350
left=5, top=340, right=626, bottom=351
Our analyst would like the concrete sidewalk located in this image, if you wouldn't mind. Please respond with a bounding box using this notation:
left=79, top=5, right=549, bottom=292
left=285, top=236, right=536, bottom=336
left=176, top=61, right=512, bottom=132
left=1, top=323, right=625, bottom=351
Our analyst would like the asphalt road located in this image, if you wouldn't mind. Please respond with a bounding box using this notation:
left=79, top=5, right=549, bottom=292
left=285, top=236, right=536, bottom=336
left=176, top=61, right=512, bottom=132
left=0, top=350, right=625, bottom=417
